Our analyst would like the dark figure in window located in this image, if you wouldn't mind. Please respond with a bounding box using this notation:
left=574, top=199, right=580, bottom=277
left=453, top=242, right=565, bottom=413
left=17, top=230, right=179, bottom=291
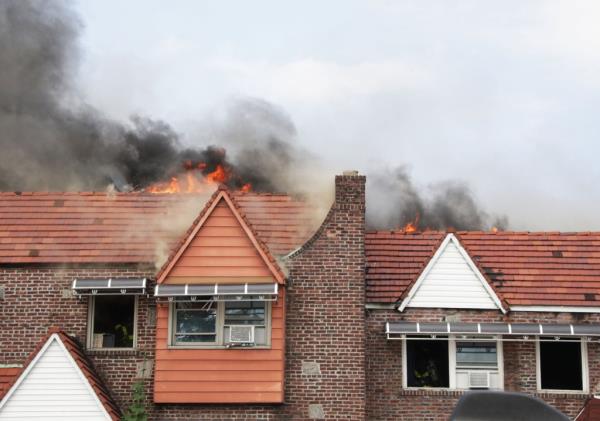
left=406, top=339, right=449, bottom=388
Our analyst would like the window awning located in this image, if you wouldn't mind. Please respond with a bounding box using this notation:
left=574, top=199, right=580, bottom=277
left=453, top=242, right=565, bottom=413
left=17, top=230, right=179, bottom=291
left=72, top=278, right=147, bottom=296
left=386, top=321, right=600, bottom=340
left=154, top=283, right=278, bottom=302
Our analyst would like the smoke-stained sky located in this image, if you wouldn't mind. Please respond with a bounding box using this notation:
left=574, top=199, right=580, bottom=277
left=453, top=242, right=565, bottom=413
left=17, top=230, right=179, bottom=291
left=70, top=0, right=600, bottom=231
left=1, top=1, right=598, bottom=230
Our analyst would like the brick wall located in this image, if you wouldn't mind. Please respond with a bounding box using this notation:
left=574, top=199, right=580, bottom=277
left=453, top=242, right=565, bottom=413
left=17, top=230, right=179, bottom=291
left=283, top=174, right=367, bottom=420
left=366, top=307, right=599, bottom=420
left=0, top=265, right=155, bottom=411
left=0, top=174, right=368, bottom=420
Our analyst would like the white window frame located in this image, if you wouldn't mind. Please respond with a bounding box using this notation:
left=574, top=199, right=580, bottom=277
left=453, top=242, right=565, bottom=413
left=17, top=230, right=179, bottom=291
left=535, top=337, right=588, bottom=393
left=87, top=295, right=138, bottom=350
left=402, top=335, right=504, bottom=390
left=168, top=300, right=271, bottom=349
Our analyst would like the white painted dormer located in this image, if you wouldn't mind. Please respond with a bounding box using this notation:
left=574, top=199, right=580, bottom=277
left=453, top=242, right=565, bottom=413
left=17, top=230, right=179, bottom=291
left=399, top=233, right=506, bottom=313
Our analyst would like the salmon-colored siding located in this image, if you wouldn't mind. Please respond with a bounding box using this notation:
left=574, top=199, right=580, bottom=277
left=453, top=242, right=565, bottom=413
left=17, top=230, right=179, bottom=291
left=154, top=194, right=285, bottom=404
left=163, top=199, right=275, bottom=285
left=154, top=290, right=285, bottom=403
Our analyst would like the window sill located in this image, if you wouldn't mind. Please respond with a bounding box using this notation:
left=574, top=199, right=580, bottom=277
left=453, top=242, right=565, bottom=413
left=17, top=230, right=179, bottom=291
left=399, top=388, right=504, bottom=397
left=166, top=345, right=272, bottom=350
left=535, top=390, right=590, bottom=398
left=86, top=348, right=141, bottom=356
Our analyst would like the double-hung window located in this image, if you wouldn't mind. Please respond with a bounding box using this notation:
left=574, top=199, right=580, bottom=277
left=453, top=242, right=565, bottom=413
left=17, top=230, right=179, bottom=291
left=537, top=338, right=588, bottom=392
left=170, top=299, right=269, bottom=347
left=403, top=336, right=503, bottom=390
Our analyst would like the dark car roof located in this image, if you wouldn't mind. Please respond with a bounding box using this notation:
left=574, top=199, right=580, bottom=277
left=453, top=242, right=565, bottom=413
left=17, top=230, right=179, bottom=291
left=450, top=391, right=569, bottom=421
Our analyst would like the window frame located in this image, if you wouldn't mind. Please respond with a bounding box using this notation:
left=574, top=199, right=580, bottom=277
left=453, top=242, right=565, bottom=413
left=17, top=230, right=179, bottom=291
left=86, top=295, right=138, bottom=350
left=168, top=300, right=272, bottom=349
left=402, top=335, right=504, bottom=390
left=535, top=337, right=588, bottom=393
left=172, top=300, right=220, bottom=346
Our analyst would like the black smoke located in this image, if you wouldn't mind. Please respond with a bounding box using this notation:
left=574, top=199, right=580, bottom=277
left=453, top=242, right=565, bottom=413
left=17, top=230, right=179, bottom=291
left=0, top=0, right=505, bottom=231
left=367, top=167, right=508, bottom=231
left=0, top=0, right=300, bottom=192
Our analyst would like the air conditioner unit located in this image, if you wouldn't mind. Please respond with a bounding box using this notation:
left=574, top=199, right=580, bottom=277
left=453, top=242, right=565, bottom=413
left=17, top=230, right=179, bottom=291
left=228, top=325, right=255, bottom=344
left=467, top=371, right=491, bottom=389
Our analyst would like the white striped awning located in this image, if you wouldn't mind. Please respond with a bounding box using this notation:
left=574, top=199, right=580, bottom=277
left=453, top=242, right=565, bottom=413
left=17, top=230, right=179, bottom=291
left=72, top=278, right=147, bottom=296
left=386, top=321, right=600, bottom=340
left=154, top=283, right=278, bottom=302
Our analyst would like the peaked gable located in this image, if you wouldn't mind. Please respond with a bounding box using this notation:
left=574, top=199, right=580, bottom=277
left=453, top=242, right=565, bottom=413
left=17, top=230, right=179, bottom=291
left=0, top=333, right=119, bottom=420
left=399, top=233, right=506, bottom=313
left=157, top=189, right=285, bottom=285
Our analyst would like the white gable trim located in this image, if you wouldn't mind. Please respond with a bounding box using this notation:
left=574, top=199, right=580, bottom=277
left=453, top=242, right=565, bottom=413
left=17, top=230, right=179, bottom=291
left=511, top=305, right=600, bottom=313
left=0, top=333, right=112, bottom=420
left=398, top=233, right=506, bottom=313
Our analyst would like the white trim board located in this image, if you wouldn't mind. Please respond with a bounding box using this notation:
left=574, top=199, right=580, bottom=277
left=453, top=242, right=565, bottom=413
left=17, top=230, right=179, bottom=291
left=399, top=233, right=506, bottom=313
left=0, top=333, right=112, bottom=420
left=511, top=306, right=600, bottom=313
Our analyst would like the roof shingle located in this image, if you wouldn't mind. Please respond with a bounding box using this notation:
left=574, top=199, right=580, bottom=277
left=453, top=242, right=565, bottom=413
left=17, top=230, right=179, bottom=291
left=366, top=230, right=600, bottom=307
left=0, top=191, right=316, bottom=265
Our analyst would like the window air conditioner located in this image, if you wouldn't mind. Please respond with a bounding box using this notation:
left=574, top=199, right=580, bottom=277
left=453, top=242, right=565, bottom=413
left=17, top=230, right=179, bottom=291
left=467, top=371, right=491, bottom=389
left=228, top=325, right=255, bottom=344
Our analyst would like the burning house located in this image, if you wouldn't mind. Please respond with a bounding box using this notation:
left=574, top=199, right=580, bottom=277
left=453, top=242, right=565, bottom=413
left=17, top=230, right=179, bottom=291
left=0, top=172, right=599, bottom=420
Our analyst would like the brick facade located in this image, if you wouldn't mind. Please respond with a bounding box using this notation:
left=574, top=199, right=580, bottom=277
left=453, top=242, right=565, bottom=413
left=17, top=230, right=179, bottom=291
left=366, top=307, right=599, bottom=420
left=0, top=175, right=595, bottom=420
left=283, top=174, right=367, bottom=420
left=0, top=174, right=368, bottom=420
left=0, top=265, right=156, bottom=411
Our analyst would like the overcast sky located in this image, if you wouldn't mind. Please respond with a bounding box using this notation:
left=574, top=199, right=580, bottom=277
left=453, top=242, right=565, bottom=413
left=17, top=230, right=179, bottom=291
left=74, top=1, right=600, bottom=230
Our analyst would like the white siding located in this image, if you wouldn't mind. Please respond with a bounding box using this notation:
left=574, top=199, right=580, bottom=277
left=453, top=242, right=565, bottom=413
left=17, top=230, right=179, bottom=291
left=407, top=237, right=499, bottom=309
left=0, top=338, right=109, bottom=421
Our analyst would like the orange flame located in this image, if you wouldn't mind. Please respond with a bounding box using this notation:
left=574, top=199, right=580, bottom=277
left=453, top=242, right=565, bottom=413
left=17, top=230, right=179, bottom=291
left=403, top=212, right=420, bottom=233
left=146, top=164, right=251, bottom=194
left=491, top=226, right=499, bottom=233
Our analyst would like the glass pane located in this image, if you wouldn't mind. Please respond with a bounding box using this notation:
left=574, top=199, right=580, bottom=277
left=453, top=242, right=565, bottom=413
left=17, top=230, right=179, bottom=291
left=176, top=300, right=214, bottom=310
left=92, top=295, right=135, bottom=348
left=224, top=301, right=265, bottom=325
left=406, top=339, right=449, bottom=388
left=176, top=310, right=216, bottom=334
left=540, top=340, right=583, bottom=390
left=456, top=341, right=498, bottom=368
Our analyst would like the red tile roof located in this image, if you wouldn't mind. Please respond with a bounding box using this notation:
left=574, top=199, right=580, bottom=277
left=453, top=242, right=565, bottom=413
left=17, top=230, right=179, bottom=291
left=0, top=191, right=316, bottom=265
left=366, top=230, right=600, bottom=307
left=0, top=367, right=20, bottom=400
left=0, top=328, right=120, bottom=420
left=576, top=397, right=600, bottom=420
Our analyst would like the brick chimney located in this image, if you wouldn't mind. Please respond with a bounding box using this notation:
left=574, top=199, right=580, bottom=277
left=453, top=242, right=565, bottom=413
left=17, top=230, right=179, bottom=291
left=285, top=172, right=366, bottom=420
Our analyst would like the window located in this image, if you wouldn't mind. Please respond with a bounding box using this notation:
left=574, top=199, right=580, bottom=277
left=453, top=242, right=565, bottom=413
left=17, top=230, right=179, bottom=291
left=170, top=299, right=270, bottom=347
left=88, top=295, right=136, bottom=349
left=403, top=336, right=503, bottom=389
left=456, top=341, right=498, bottom=369
left=537, top=338, right=587, bottom=392
left=224, top=301, right=267, bottom=344
left=174, top=301, right=217, bottom=344
left=406, top=338, right=449, bottom=388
